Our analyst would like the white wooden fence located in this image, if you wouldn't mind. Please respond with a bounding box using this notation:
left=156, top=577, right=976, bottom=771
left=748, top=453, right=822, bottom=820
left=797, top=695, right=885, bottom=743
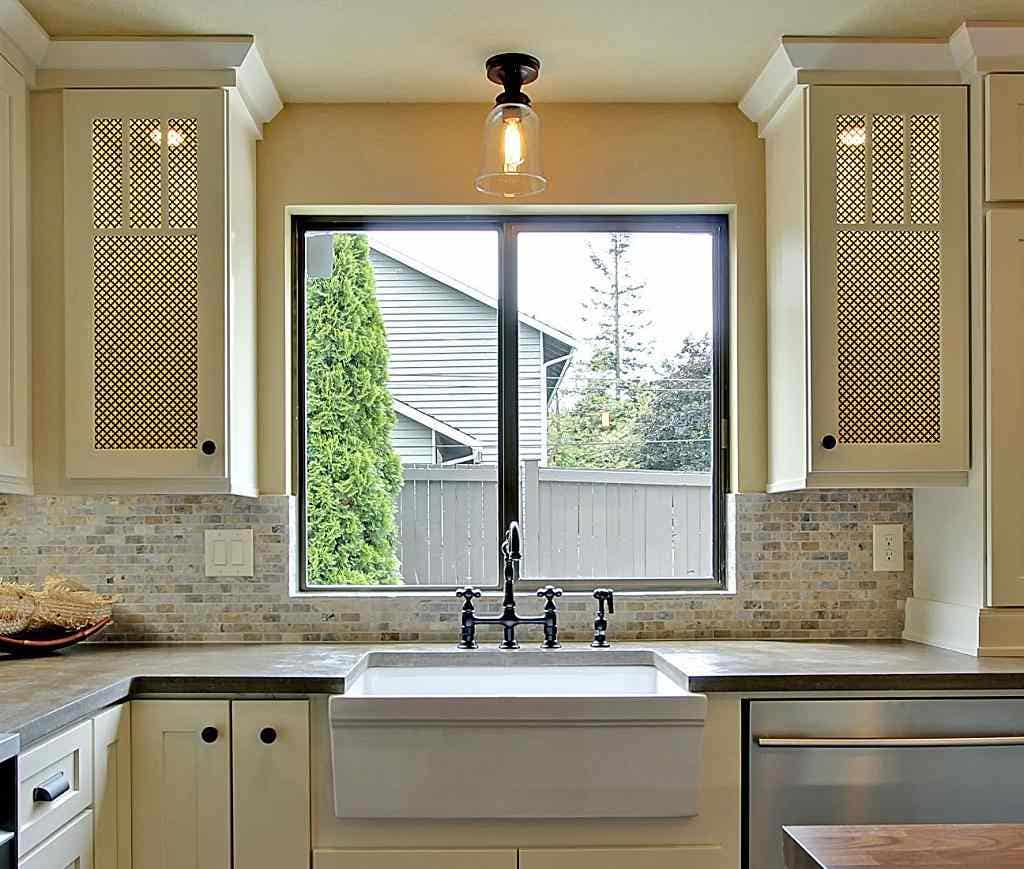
left=395, top=461, right=712, bottom=585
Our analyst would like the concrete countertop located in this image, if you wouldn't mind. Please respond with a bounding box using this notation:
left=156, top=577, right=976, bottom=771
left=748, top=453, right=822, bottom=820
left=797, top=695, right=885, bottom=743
left=4, top=640, right=1024, bottom=746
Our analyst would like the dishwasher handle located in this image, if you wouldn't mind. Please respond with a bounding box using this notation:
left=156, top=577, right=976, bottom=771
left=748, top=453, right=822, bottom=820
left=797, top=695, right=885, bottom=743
left=755, top=735, right=1024, bottom=748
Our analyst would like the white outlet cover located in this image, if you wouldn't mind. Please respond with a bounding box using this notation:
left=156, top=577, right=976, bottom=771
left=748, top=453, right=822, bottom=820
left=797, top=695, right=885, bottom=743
left=872, top=523, right=904, bottom=572
left=204, top=529, right=255, bottom=577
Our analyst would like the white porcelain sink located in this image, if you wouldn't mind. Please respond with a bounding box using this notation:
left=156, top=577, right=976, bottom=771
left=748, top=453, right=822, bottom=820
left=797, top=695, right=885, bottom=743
left=329, top=651, right=707, bottom=820
left=344, top=663, right=684, bottom=697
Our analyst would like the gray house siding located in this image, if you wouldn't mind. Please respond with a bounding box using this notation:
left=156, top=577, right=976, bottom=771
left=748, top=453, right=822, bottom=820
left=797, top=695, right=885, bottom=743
left=371, top=248, right=545, bottom=464
left=390, top=412, right=434, bottom=464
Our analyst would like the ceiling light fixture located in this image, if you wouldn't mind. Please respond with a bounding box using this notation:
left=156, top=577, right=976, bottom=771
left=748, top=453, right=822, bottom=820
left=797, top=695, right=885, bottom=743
left=475, top=53, right=547, bottom=198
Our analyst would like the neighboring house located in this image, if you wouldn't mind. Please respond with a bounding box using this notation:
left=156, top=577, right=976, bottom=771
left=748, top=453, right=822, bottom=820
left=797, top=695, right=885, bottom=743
left=369, top=242, right=575, bottom=465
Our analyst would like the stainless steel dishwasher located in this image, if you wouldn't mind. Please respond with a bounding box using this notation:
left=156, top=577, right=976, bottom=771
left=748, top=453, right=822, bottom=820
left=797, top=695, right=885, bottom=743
left=747, top=698, right=1024, bottom=869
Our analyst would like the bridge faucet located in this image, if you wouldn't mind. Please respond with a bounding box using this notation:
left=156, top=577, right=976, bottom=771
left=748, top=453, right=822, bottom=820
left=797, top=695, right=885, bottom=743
left=455, top=521, right=562, bottom=650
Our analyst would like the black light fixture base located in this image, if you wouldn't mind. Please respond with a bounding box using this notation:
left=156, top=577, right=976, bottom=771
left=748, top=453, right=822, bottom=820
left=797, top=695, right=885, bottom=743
left=485, top=53, right=541, bottom=104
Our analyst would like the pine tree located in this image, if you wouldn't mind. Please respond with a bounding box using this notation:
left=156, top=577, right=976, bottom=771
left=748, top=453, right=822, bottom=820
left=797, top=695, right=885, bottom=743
left=305, top=234, right=403, bottom=585
left=583, top=234, right=652, bottom=399
left=548, top=234, right=652, bottom=468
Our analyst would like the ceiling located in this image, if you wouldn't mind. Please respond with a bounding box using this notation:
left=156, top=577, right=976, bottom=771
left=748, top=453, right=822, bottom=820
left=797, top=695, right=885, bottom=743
left=19, top=0, right=1024, bottom=103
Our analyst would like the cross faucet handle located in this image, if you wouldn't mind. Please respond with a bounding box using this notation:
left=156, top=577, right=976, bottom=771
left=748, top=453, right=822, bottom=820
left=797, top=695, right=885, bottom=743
left=455, top=587, right=482, bottom=610
left=536, top=585, right=563, bottom=609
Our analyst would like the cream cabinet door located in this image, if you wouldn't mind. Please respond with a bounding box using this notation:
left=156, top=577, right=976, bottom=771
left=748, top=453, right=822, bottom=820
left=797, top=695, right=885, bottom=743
left=62, top=89, right=227, bottom=481
left=519, top=846, right=725, bottom=869
left=313, top=851, right=517, bottom=869
left=132, top=700, right=230, bottom=869
left=231, top=701, right=310, bottom=869
left=986, top=74, right=1024, bottom=201
left=987, top=210, right=1024, bottom=606
left=0, top=54, right=30, bottom=493
left=807, top=85, right=969, bottom=476
left=93, top=704, right=131, bottom=869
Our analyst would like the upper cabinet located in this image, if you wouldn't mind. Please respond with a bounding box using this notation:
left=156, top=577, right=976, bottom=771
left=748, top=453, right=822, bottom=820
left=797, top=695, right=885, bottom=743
left=62, top=89, right=257, bottom=494
left=986, top=74, right=1024, bottom=201
left=766, top=85, right=969, bottom=491
left=0, top=55, right=31, bottom=493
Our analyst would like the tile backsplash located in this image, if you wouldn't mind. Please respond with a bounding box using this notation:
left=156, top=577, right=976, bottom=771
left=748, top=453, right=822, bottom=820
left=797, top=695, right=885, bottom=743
left=0, top=490, right=912, bottom=642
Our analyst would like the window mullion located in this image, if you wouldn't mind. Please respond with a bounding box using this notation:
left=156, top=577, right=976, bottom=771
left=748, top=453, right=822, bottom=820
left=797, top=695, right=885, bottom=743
left=497, top=223, right=520, bottom=577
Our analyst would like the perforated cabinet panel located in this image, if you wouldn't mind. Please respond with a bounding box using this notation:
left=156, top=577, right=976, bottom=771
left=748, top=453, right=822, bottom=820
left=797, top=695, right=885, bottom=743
left=910, top=114, right=942, bottom=225
left=91, top=118, right=122, bottom=230
left=836, top=230, right=941, bottom=444
left=128, top=118, right=162, bottom=229
left=835, top=114, right=866, bottom=224
left=167, top=117, right=199, bottom=229
left=93, top=235, right=200, bottom=450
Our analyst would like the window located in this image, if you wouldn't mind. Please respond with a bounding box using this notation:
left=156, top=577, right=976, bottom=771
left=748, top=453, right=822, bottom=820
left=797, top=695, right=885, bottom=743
left=294, top=216, right=728, bottom=592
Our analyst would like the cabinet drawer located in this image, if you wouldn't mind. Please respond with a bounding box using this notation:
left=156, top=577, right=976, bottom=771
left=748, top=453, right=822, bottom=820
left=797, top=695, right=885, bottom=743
left=313, top=850, right=517, bottom=869
left=519, top=846, right=725, bottom=869
left=18, top=721, right=93, bottom=855
left=986, top=74, right=1024, bottom=201
left=19, top=809, right=93, bottom=869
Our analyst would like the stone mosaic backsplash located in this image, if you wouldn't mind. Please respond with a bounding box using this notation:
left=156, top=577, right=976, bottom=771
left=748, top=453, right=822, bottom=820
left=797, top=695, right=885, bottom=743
left=0, top=490, right=912, bottom=643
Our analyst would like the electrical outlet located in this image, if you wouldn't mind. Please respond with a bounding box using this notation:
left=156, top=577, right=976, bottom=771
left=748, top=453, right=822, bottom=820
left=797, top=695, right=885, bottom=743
left=205, top=529, right=254, bottom=577
left=872, top=523, right=904, bottom=572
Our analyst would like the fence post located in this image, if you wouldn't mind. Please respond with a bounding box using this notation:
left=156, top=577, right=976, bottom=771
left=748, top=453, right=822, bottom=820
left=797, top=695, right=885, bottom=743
left=523, top=459, right=541, bottom=576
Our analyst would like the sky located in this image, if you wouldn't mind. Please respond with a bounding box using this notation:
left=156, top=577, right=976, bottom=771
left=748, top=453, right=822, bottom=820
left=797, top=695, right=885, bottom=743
left=366, top=230, right=714, bottom=373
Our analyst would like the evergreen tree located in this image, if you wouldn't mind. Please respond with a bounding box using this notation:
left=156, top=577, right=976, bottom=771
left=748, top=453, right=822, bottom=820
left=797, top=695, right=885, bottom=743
left=636, top=334, right=713, bottom=472
left=548, top=234, right=651, bottom=468
left=582, top=233, right=652, bottom=399
left=305, top=234, right=403, bottom=585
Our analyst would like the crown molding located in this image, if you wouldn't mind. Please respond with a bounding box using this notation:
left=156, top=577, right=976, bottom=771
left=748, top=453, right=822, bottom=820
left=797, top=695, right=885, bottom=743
left=0, top=0, right=283, bottom=135
left=740, top=36, right=959, bottom=136
left=0, top=0, right=48, bottom=84
left=39, top=35, right=283, bottom=135
left=950, top=21, right=1024, bottom=75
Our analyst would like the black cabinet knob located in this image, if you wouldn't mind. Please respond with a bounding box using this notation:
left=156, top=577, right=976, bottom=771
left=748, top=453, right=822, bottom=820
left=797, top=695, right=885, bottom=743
left=201, top=726, right=218, bottom=743
left=201, top=440, right=217, bottom=455
left=259, top=727, right=277, bottom=745
left=821, top=434, right=837, bottom=450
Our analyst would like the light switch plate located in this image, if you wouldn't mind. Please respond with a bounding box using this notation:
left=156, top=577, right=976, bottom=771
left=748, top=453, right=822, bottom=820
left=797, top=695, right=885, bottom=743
left=204, top=529, right=254, bottom=577
left=872, top=523, right=904, bottom=572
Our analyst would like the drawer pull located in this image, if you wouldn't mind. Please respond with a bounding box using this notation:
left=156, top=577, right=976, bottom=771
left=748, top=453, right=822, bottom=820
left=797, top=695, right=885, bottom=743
left=259, top=727, right=277, bottom=745
left=201, top=726, right=219, bottom=744
left=32, top=770, right=70, bottom=802
left=755, top=736, right=1024, bottom=748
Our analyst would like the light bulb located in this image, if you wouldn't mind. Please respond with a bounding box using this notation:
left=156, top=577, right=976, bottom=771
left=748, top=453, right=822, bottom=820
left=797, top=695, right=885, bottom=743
left=839, top=125, right=866, bottom=147
left=149, top=127, right=185, bottom=148
left=502, top=116, right=525, bottom=173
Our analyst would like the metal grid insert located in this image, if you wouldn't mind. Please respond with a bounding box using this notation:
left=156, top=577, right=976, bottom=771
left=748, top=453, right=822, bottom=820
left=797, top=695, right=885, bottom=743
left=910, top=114, right=941, bottom=225
left=870, top=114, right=906, bottom=225
left=167, top=117, right=199, bottom=229
left=93, top=234, right=200, bottom=450
left=836, top=230, right=941, bottom=444
left=128, top=118, right=162, bottom=229
left=91, top=118, right=122, bottom=229
left=835, top=114, right=866, bottom=224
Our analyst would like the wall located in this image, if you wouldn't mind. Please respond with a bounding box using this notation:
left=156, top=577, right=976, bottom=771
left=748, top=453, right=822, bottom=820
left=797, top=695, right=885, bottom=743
left=0, top=490, right=912, bottom=642
left=256, top=102, right=768, bottom=495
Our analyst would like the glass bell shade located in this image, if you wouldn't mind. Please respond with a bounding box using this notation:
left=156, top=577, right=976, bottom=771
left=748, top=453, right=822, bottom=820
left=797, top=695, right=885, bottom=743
left=475, top=102, right=546, bottom=198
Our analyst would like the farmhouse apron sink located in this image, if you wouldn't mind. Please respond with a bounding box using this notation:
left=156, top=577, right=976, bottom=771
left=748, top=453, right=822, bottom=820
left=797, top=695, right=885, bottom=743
left=329, top=650, right=707, bottom=819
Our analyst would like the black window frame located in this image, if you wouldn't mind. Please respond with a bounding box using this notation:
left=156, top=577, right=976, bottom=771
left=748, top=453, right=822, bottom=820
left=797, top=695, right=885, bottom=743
left=293, top=213, right=730, bottom=592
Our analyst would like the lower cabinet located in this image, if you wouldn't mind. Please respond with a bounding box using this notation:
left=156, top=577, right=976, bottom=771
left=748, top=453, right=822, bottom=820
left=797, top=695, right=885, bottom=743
left=519, top=846, right=725, bottom=869
left=132, top=699, right=310, bottom=869
left=313, top=850, right=517, bottom=869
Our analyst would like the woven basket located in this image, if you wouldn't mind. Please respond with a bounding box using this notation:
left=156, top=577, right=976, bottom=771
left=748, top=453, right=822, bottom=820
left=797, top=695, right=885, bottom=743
left=0, top=581, right=39, bottom=636
left=28, top=577, right=115, bottom=632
